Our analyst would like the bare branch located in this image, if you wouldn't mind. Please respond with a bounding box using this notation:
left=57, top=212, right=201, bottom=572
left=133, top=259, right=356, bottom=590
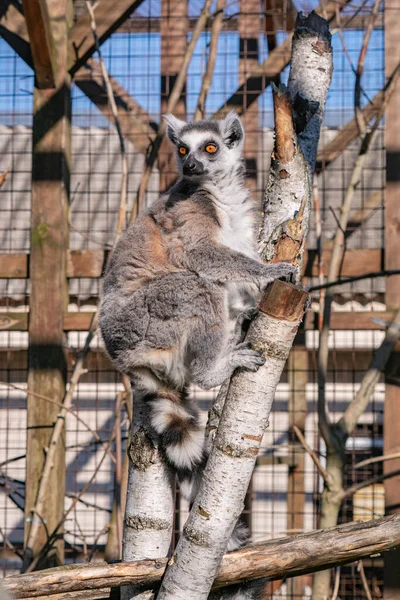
left=156, top=13, right=331, bottom=600
left=340, top=309, right=400, bottom=435
left=85, top=0, right=128, bottom=245
left=331, top=567, right=341, bottom=600
left=355, top=451, right=400, bottom=470
left=341, top=469, right=400, bottom=501
left=357, top=560, right=373, bottom=600
left=194, top=0, right=225, bottom=120
left=293, top=425, right=331, bottom=487
left=6, top=515, right=400, bottom=599
left=25, top=421, right=117, bottom=574
left=354, top=0, right=382, bottom=136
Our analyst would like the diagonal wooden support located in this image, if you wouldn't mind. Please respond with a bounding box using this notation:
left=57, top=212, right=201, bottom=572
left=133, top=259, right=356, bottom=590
left=68, top=0, right=145, bottom=74
left=211, top=0, right=349, bottom=120
left=0, top=0, right=157, bottom=156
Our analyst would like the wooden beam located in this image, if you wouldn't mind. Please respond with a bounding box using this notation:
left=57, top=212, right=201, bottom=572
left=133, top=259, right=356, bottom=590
left=305, top=311, right=397, bottom=331
left=21, top=0, right=59, bottom=88
left=0, top=248, right=384, bottom=279
left=24, top=0, right=72, bottom=571
left=384, top=2, right=400, bottom=597
left=1, top=310, right=398, bottom=337
left=0, top=253, right=28, bottom=278
left=67, top=249, right=105, bottom=278
left=68, top=0, right=145, bottom=74
left=1, top=348, right=398, bottom=382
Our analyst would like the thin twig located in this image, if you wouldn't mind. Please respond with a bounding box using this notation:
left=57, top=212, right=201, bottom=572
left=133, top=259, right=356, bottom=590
left=357, top=560, right=373, bottom=600
left=25, top=428, right=116, bottom=573
left=330, top=566, right=341, bottom=600
left=355, top=451, right=400, bottom=470
left=129, top=0, right=213, bottom=224
left=88, top=525, right=110, bottom=562
left=0, top=380, right=115, bottom=464
left=86, top=0, right=128, bottom=245
left=293, top=425, right=332, bottom=487
left=354, top=0, right=382, bottom=136
left=194, top=0, right=225, bottom=120
left=309, top=269, right=400, bottom=292
left=74, top=505, right=88, bottom=562
left=341, top=469, right=400, bottom=500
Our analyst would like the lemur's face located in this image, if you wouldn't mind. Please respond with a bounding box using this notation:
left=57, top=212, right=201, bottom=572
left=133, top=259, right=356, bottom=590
left=164, top=112, right=244, bottom=180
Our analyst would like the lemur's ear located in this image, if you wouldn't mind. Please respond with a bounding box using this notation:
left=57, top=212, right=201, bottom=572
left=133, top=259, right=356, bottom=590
left=220, top=110, right=244, bottom=148
left=163, top=114, right=187, bottom=145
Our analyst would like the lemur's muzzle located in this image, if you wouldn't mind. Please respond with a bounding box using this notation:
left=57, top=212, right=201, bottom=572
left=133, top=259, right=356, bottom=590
left=183, top=157, right=204, bottom=176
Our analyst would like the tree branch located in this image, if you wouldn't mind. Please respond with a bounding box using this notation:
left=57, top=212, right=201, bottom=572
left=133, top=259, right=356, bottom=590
left=293, top=425, right=331, bottom=487
left=340, top=309, right=400, bottom=435
left=6, top=515, right=400, bottom=599
left=193, top=0, right=225, bottom=121
left=156, top=12, right=331, bottom=600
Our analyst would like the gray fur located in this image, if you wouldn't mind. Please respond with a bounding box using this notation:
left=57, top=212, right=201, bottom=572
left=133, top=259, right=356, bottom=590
left=99, top=114, right=294, bottom=597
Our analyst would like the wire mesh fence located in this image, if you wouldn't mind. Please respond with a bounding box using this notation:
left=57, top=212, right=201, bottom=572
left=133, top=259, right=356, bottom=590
left=0, top=1, right=395, bottom=597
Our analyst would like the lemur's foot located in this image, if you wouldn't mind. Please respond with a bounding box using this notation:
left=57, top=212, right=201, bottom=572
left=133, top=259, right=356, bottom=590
left=230, top=342, right=265, bottom=372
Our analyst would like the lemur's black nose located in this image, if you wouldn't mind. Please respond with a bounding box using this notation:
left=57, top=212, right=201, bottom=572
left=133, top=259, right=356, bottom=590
left=183, top=157, right=204, bottom=176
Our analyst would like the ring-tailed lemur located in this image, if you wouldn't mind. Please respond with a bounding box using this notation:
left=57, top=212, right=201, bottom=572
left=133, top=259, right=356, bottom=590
left=99, top=112, right=294, bottom=594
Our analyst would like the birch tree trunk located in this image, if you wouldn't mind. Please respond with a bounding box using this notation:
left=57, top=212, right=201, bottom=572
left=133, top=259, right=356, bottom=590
left=156, top=12, right=332, bottom=600
left=121, top=393, right=175, bottom=600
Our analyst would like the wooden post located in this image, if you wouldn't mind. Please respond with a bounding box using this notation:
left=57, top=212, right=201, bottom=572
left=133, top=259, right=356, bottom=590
left=239, top=0, right=260, bottom=199
left=384, top=1, right=400, bottom=597
left=159, top=0, right=188, bottom=192
left=286, top=344, right=308, bottom=599
left=24, top=0, right=72, bottom=570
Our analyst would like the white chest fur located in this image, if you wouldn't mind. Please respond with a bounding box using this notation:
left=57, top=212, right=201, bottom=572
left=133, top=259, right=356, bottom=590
left=208, top=182, right=259, bottom=261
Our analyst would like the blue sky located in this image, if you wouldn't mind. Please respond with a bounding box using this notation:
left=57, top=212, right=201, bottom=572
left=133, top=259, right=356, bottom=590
left=0, top=2, right=384, bottom=129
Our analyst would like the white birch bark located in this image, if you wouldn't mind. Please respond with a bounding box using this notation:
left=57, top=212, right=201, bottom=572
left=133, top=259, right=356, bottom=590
left=156, top=11, right=332, bottom=600
left=156, top=290, right=307, bottom=600
left=121, top=393, right=175, bottom=600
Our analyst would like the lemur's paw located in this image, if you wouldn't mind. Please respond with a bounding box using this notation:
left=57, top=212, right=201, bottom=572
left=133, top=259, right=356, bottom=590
left=238, top=306, right=259, bottom=323
left=231, top=343, right=265, bottom=371
left=262, top=263, right=297, bottom=287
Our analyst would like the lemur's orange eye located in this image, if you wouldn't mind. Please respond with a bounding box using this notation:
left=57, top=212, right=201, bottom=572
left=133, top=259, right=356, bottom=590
left=205, top=144, right=217, bottom=154
left=179, top=146, right=187, bottom=155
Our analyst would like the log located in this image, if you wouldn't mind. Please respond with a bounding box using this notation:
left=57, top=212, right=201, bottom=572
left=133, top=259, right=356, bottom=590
left=5, top=514, right=400, bottom=599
